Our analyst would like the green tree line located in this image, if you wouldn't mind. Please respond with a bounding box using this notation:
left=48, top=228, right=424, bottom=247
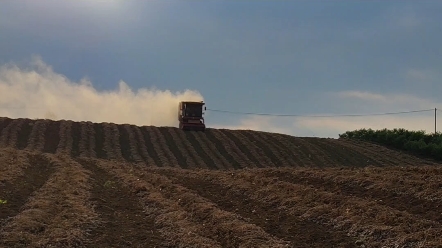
left=339, top=128, right=442, bottom=160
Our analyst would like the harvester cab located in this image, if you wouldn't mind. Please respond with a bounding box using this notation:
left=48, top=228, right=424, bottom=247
left=178, top=101, right=206, bottom=131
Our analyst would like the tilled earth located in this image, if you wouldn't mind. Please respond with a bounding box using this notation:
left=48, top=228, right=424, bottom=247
left=0, top=117, right=441, bottom=247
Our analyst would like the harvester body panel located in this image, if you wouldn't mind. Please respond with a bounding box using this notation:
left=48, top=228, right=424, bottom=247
left=178, top=101, right=206, bottom=131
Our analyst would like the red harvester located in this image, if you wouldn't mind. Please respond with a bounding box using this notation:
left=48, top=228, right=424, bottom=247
left=178, top=101, right=206, bottom=131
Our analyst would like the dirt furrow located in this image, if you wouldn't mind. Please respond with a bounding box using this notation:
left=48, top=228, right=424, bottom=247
left=132, top=126, right=158, bottom=167
left=243, top=130, right=295, bottom=167
left=150, top=127, right=180, bottom=167
left=0, top=153, right=57, bottom=240
left=83, top=121, right=97, bottom=158
left=157, top=168, right=356, bottom=248
left=85, top=122, right=96, bottom=158
left=217, top=129, right=263, bottom=168
left=0, top=155, right=98, bottom=247
left=181, top=130, right=217, bottom=169
left=0, top=154, right=55, bottom=233
left=324, top=165, right=442, bottom=202
left=158, top=127, right=191, bottom=169
left=7, top=119, right=25, bottom=150
left=221, top=130, right=270, bottom=168
left=16, top=119, right=33, bottom=150
left=141, top=126, right=168, bottom=167
left=307, top=138, right=378, bottom=167
left=93, top=123, right=106, bottom=159
left=140, top=168, right=289, bottom=247
left=0, top=118, right=13, bottom=147
left=268, top=133, right=309, bottom=166
left=0, top=118, right=13, bottom=136
left=126, top=125, right=146, bottom=163
left=0, top=148, right=29, bottom=183
left=255, top=168, right=441, bottom=247
left=42, top=120, right=60, bottom=154
left=0, top=119, right=22, bottom=148
left=95, top=160, right=223, bottom=247
left=332, top=138, right=401, bottom=166
left=24, top=120, right=47, bottom=153
left=161, top=127, right=198, bottom=169
left=291, top=137, right=336, bottom=167
left=232, top=130, right=276, bottom=167
left=103, top=123, right=123, bottom=161
left=205, top=129, right=247, bottom=169
left=308, top=138, right=356, bottom=166
left=234, top=130, right=279, bottom=167
left=172, top=128, right=207, bottom=168
left=192, top=131, right=234, bottom=169
left=241, top=130, right=285, bottom=167
left=329, top=165, right=441, bottom=201
left=231, top=170, right=441, bottom=247
left=271, top=135, right=315, bottom=167
left=78, top=122, right=91, bottom=158
left=340, top=139, right=433, bottom=166
left=263, top=168, right=442, bottom=224
left=125, top=124, right=145, bottom=163
left=116, top=124, right=135, bottom=162
left=348, top=141, right=399, bottom=166
left=1, top=154, right=98, bottom=247
left=70, top=121, right=81, bottom=158
left=55, top=120, right=73, bottom=155
left=76, top=158, right=166, bottom=247
left=254, top=132, right=300, bottom=167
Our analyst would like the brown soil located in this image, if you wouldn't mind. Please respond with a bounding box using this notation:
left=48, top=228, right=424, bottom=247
left=0, top=154, right=54, bottom=226
left=76, top=158, right=166, bottom=248
left=0, top=116, right=441, bottom=247
left=156, top=169, right=356, bottom=248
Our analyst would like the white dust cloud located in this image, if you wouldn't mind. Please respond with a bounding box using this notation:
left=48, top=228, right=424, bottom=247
left=0, top=56, right=203, bottom=126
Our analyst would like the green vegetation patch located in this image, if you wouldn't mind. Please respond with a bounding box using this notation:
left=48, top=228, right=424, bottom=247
left=103, top=180, right=116, bottom=188
left=339, top=128, right=442, bottom=160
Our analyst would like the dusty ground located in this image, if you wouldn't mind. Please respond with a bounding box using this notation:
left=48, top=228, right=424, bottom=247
left=0, top=117, right=441, bottom=247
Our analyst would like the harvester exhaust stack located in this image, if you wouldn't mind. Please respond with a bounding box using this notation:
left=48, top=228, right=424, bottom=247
left=178, top=101, right=206, bottom=131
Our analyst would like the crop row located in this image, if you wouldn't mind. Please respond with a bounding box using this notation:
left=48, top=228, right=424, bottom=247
left=0, top=117, right=439, bottom=169
left=1, top=149, right=441, bottom=247
left=158, top=166, right=442, bottom=247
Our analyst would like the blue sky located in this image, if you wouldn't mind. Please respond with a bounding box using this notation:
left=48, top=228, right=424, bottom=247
left=1, top=0, right=441, bottom=137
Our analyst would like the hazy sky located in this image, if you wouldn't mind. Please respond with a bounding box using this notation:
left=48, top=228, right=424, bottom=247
left=1, top=0, right=441, bottom=137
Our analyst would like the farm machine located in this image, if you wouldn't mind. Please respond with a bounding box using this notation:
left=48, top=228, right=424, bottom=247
left=178, top=101, right=206, bottom=131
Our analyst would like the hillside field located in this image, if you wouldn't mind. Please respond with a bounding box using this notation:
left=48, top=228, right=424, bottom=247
left=0, top=117, right=441, bottom=247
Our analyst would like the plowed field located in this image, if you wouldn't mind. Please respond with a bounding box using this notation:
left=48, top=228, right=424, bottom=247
left=0, top=117, right=441, bottom=247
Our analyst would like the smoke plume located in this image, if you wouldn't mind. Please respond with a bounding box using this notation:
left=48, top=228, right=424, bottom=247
left=0, top=56, right=204, bottom=126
